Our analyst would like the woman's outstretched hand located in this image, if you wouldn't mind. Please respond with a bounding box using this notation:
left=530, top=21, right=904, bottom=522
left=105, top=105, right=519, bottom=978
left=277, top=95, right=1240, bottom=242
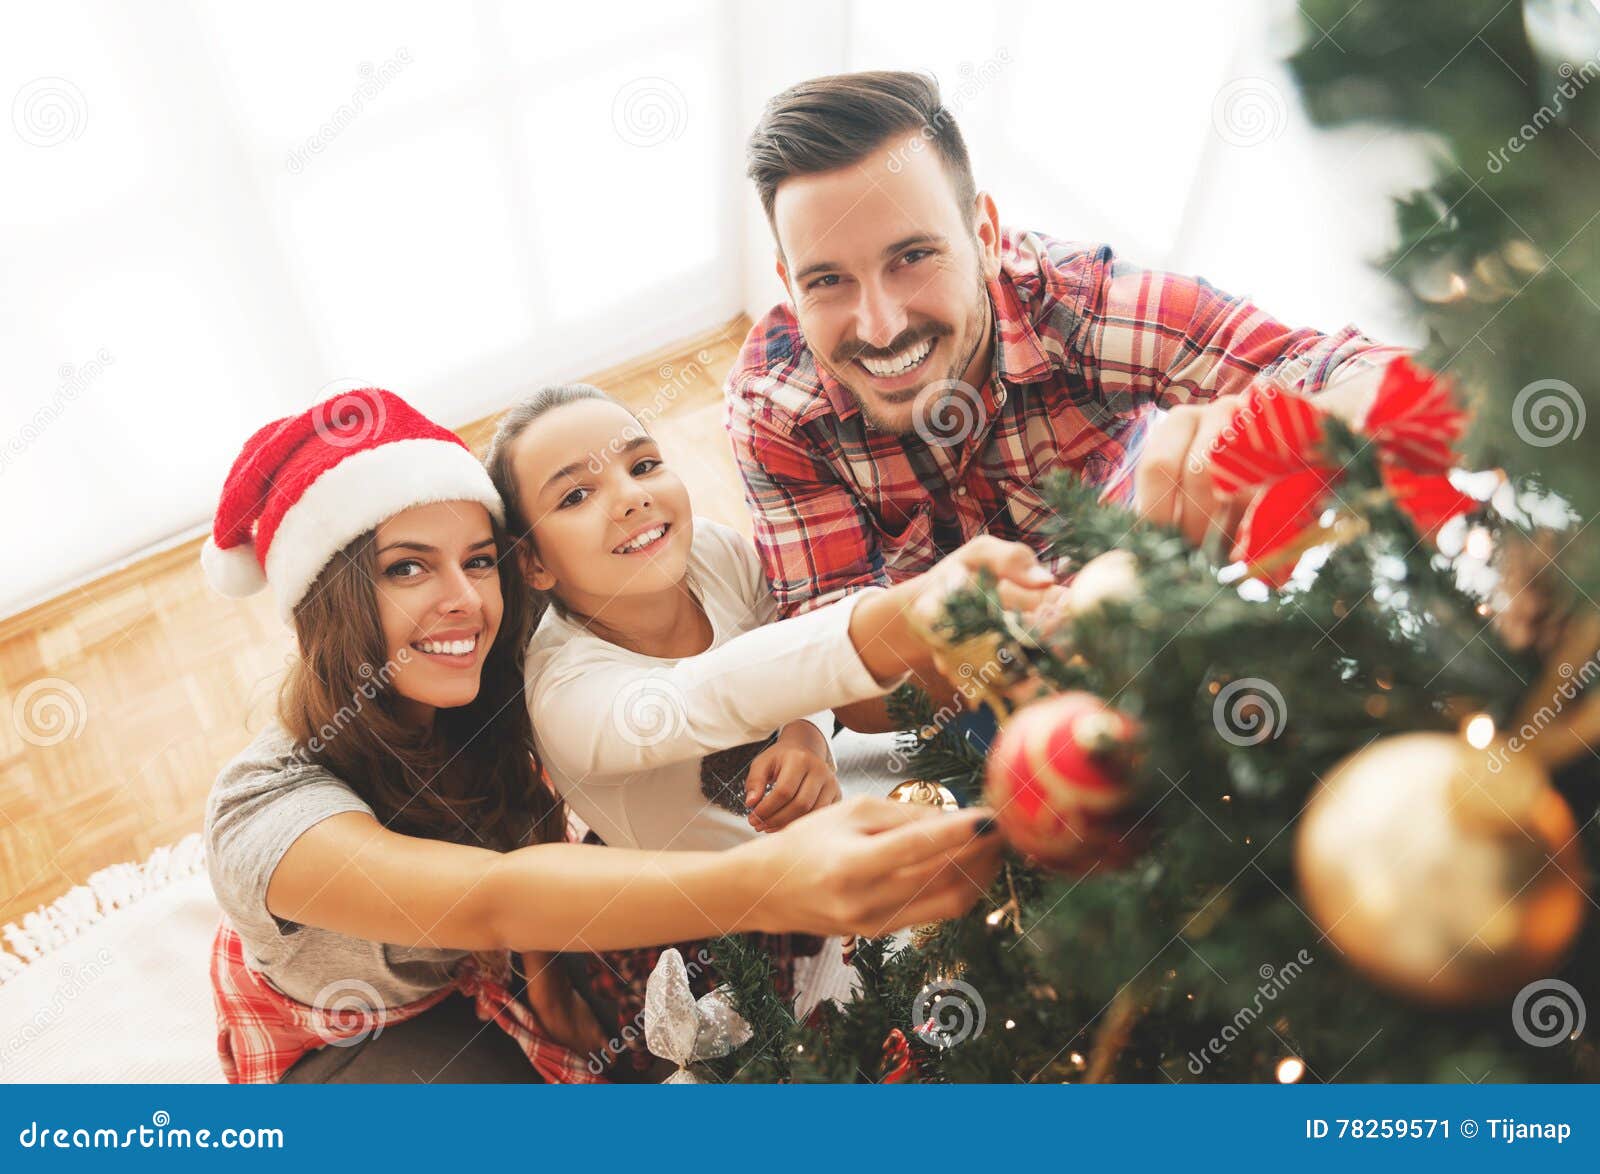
left=740, top=795, right=1003, bottom=937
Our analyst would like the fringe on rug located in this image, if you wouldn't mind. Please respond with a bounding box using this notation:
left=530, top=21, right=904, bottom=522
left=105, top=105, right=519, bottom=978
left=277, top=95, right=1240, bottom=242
left=0, top=833, right=206, bottom=985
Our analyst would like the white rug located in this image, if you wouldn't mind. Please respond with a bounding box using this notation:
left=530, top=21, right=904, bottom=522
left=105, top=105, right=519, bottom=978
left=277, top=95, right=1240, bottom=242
left=0, top=730, right=907, bottom=1083
left=0, top=838, right=222, bottom=1083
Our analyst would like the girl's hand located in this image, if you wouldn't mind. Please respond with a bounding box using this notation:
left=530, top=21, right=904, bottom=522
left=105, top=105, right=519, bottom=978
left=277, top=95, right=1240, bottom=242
left=906, top=534, right=1059, bottom=631
left=739, top=796, right=1003, bottom=937
left=743, top=729, right=842, bottom=832
left=519, top=950, right=610, bottom=1060
left=849, top=535, right=1058, bottom=688
left=1017, top=581, right=1073, bottom=641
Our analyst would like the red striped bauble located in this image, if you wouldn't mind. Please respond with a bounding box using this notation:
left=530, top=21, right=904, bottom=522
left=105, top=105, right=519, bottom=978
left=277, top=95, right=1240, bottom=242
left=984, top=691, right=1142, bottom=872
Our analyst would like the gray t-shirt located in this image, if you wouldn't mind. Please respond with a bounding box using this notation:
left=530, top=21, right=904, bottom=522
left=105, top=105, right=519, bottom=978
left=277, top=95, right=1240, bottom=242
left=204, top=723, right=467, bottom=1007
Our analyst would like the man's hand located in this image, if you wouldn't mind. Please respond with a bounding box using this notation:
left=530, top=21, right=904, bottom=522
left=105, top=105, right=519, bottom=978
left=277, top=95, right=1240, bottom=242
left=744, top=721, right=841, bottom=831
left=1133, top=398, right=1250, bottom=549
left=1134, top=370, right=1382, bottom=550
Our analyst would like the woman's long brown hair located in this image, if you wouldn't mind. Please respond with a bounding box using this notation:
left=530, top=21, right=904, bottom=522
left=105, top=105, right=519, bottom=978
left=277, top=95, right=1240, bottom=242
left=278, top=517, right=563, bottom=853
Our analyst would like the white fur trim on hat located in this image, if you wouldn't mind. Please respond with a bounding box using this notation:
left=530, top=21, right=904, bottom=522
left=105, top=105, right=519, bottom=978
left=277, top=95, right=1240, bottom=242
left=263, top=437, right=505, bottom=621
left=201, top=534, right=269, bottom=598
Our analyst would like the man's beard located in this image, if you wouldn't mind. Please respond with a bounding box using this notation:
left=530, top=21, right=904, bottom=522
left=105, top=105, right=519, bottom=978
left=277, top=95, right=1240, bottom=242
left=821, top=273, right=992, bottom=436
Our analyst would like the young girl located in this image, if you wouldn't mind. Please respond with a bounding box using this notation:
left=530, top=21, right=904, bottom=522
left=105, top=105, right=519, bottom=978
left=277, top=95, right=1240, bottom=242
left=201, top=387, right=1014, bottom=1084
left=486, top=383, right=1057, bottom=854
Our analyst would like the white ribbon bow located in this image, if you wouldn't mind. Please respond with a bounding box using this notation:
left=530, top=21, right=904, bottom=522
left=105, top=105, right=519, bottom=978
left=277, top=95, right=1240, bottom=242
left=642, top=947, right=752, bottom=1084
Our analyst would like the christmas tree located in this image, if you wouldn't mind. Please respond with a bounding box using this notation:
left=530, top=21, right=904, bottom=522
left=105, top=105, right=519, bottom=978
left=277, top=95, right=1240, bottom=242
left=712, top=0, right=1600, bottom=1083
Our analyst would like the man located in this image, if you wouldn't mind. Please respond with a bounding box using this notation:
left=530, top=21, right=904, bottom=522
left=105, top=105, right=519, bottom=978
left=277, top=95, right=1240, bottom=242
left=725, top=71, right=1401, bottom=731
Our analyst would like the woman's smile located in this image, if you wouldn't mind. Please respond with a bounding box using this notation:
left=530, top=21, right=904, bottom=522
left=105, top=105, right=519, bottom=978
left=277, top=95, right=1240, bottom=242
left=409, top=626, right=485, bottom=668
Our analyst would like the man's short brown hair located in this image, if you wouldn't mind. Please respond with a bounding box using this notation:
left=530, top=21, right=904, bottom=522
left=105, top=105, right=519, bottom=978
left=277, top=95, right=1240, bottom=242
left=745, top=70, right=977, bottom=233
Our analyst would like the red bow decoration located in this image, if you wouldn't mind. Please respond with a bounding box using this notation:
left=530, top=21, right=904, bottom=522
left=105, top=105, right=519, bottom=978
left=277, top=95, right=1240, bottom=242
left=1206, top=356, right=1477, bottom=585
left=879, top=1028, right=918, bottom=1083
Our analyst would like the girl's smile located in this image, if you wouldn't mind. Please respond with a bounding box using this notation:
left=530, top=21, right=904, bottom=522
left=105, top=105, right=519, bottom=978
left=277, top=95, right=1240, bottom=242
left=612, top=520, right=674, bottom=557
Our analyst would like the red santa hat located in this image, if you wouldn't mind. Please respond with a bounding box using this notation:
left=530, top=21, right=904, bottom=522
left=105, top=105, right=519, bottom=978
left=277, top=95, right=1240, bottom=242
left=201, top=388, right=504, bottom=620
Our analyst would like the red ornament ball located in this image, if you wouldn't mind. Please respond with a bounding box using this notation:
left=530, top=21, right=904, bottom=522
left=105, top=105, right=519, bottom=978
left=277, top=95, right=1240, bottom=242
left=983, top=691, right=1142, bottom=872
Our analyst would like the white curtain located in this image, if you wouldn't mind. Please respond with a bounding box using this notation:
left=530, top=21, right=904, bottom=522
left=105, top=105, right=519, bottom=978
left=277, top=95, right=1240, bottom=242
left=4, top=0, right=1428, bottom=616
left=1, top=0, right=743, bottom=616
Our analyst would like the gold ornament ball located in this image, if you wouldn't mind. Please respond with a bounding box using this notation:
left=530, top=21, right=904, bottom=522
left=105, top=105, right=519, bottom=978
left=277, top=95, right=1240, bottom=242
left=887, top=778, right=961, bottom=812
left=888, top=779, right=964, bottom=946
left=1295, top=732, right=1587, bottom=1006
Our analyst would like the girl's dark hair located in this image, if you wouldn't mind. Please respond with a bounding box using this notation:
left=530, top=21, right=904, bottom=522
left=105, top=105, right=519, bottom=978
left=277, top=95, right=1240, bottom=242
left=745, top=70, right=976, bottom=228
left=484, top=382, right=641, bottom=627
left=279, top=514, right=562, bottom=853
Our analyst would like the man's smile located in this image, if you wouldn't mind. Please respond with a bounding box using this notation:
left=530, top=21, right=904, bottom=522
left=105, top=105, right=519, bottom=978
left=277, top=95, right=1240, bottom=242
left=850, top=335, right=941, bottom=397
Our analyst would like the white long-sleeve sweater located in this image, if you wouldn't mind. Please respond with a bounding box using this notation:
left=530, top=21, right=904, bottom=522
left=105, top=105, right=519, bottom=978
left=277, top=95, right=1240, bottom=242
left=524, top=517, right=900, bottom=851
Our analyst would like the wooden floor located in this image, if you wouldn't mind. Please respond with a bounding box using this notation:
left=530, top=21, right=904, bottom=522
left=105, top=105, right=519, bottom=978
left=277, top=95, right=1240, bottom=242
left=0, top=317, right=755, bottom=930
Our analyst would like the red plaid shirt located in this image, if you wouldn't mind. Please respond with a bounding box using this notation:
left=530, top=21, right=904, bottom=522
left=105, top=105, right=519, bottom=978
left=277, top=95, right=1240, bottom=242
left=725, top=228, right=1404, bottom=618
left=210, top=920, right=602, bottom=1084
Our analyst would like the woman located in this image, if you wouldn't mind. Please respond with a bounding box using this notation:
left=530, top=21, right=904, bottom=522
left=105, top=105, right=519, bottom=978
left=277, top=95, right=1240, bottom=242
left=200, top=387, right=1033, bottom=1083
